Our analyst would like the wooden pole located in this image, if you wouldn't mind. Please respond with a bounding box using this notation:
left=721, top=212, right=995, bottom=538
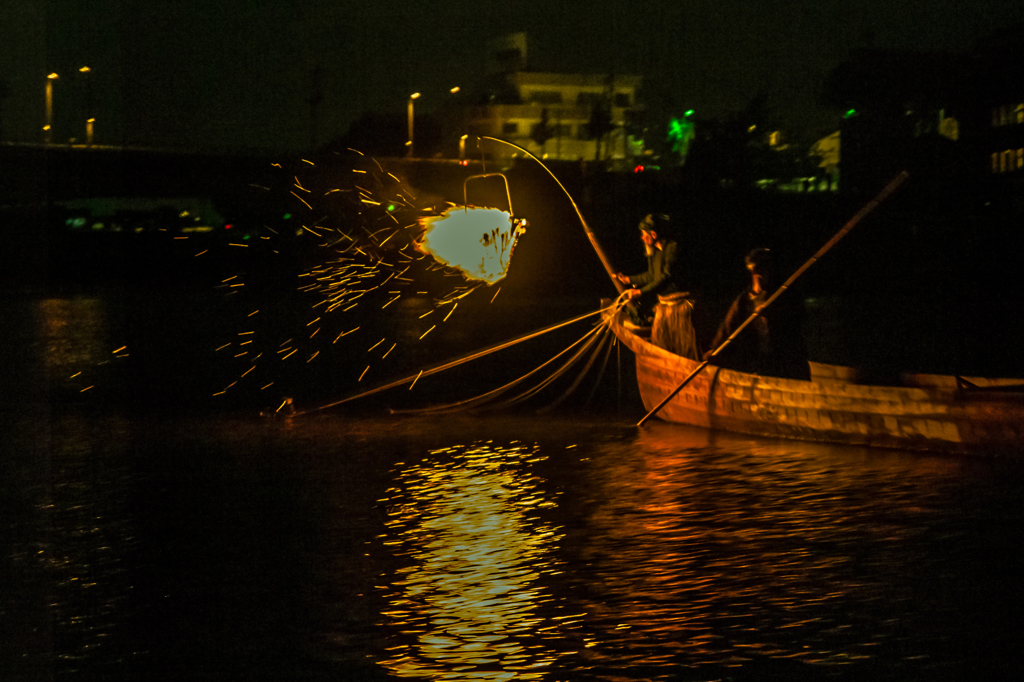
left=637, top=170, right=910, bottom=427
left=480, top=136, right=625, bottom=293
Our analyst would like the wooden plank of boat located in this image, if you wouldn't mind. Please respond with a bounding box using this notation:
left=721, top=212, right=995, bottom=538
left=606, top=306, right=1024, bottom=455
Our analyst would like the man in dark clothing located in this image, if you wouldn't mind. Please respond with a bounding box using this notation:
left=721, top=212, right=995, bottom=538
left=705, top=247, right=809, bottom=379
left=616, top=214, right=700, bottom=359
left=616, top=214, right=678, bottom=314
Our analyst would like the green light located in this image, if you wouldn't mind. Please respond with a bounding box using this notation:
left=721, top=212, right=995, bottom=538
left=283, top=213, right=291, bottom=220
left=844, top=109, right=856, bottom=118
left=387, top=204, right=396, bottom=212
left=667, top=117, right=695, bottom=155
left=685, top=109, right=694, bottom=117
left=243, top=234, right=250, bottom=240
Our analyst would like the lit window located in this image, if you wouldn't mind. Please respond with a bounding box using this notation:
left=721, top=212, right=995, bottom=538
left=939, top=116, right=959, bottom=141
left=1002, top=150, right=1014, bottom=172
left=1018, top=148, right=1023, bottom=170
left=992, top=152, right=999, bottom=173
left=1017, top=104, right=1024, bottom=124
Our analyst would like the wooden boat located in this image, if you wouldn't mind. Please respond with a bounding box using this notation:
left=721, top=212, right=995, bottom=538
left=607, top=306, right=1024, bottom=455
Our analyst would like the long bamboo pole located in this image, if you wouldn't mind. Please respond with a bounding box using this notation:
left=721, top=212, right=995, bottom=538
left=637, top=170, right=910, bottom=427
left=479, top=136, right=625, bottom=293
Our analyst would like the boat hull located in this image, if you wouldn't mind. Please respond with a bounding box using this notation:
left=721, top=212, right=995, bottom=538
left=608, top=308, right=1024, bottom=455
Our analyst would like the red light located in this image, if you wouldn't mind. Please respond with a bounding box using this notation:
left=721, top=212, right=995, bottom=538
left=224, top=223, right=233, bottom=229
left=634, top=165, right=645, bottom=173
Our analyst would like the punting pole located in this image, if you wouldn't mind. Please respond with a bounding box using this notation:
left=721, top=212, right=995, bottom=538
left=637, top=170, right=910, bottom=427
left=479, top=137, right=625, bottom=294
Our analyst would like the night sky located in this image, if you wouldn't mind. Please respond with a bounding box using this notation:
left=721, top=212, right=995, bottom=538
left=2, top=0, right=1022, bottom=154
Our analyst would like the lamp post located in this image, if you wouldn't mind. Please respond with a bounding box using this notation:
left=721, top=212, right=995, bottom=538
left=449, top=86, right=465, bottom=160
left=44, top=72, right=58, bottom=144
left=407, top=92, right=420, bottom=157
left=80, top=66, right=93, bottom=145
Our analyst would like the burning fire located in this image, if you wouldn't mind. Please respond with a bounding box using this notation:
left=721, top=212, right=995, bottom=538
left=416, top=206, right=526, bottom=284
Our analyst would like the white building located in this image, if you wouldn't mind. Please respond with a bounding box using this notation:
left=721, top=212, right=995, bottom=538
left=467, top=71, right=645, bottom=169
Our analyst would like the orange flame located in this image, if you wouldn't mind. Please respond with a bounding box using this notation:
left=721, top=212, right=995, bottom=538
left=416, top=207, right=526, bottom=284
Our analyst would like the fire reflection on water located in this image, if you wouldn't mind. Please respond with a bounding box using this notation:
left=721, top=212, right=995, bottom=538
left=564, top=421, right=967, bottom=674
left=376, top=440, right=580, bottom=679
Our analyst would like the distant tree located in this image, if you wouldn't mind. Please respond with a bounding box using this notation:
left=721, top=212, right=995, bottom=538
left=325, top=111, right=406, bottom=157
left=585, top=100, right=614, bottom=161
left=324, top=111, right=443, bottom=158
left=680, top=93, right=776, bottom=189
left=530, top=107, right=555, bottom=152
left=819, top=49, right=969, bottom=122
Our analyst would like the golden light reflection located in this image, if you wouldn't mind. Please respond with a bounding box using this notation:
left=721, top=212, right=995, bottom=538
left=416, top=207, right=525, bottom=284
left=35, top=298, right=129, bottom=393
left=376, top=441, right=574, bottom=679
left=570, top=421, right=965, bottom=671
left=37, top=298, right=108, bottom=373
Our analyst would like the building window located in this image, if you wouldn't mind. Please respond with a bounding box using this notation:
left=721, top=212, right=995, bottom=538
left=992, top=152, right=999, bottom=173
left=503, top=122, right=519, bottom=135
left=1002, top=150, right=1014, bottom=172
left=993, top=105, right=1023, bottom=127
left=1018, top=148, right=1024, bottom=170
left=938, top=116, right=958, bottom=141
left=613, top=92, right=631, bottom=108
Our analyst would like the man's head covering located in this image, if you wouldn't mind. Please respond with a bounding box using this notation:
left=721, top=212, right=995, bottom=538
left=744, top=247, right=773, bottom=276
left=641, top=213, right=673, bottom=239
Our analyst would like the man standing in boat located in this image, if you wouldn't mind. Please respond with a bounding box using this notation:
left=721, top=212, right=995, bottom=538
left=704, top=247, right=809, bottom=379
left=615, top=213, right=701, bottom=360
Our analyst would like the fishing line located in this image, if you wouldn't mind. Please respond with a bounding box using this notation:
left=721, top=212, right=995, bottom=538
left=296, top=302, right=619, bottom=416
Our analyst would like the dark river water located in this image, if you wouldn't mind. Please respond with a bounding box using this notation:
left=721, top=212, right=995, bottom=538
left=3, top=288, right=1023, bottom=681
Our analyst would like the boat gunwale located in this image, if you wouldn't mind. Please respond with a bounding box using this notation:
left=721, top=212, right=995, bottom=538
left=605, top=305, right=1024, bottom=454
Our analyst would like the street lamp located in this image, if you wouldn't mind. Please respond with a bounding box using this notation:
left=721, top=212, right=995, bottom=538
left=450, top=86, right=466, bottom=158
left=80, top=66, right=94, bottom=145
left=407, top=92, right=420, bottom=157
left=44, top=72, right=59, bottom=144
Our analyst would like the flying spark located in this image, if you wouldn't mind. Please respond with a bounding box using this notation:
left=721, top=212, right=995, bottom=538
left=208, top=151, right=531, bottom=403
